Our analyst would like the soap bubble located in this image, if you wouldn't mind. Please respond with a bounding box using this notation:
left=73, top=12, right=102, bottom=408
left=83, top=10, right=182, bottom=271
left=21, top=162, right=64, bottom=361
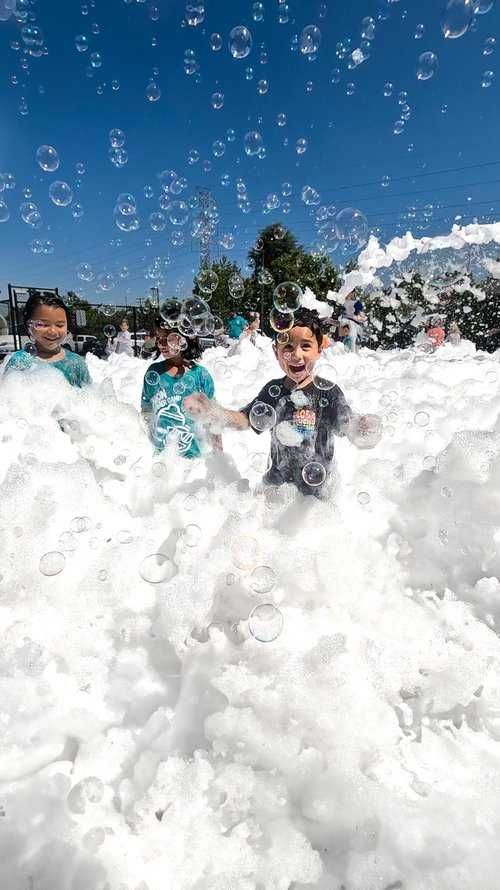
left=335, top=207, right=368, bottom=250
left=350, top=414, right=383, bottom=449
left=273, top=282, right=303, bottom=313
left=70, top=516, right=92, bottom=533
left=483, top=36, right=496, bottom=53
left=229, top=25, right=253, bottom=59
left=97, top=273, right=116, bottom=291
left=36, top=144, right=59, bottom=172
left=441, top=0, right=474, bottom=38
left=90, top=51, right=102, bottom=68
left=300, top=24, right=321, bottom=55
left=249, top=565, right=277, bottom=595
left=417, top=51, right=438, bottom=80
left=394, top=120, right=405, bottom=135
left=361, top=16, right=376, bottom=39
left=357, top=491, right=371, bottom=505
left=109, top=147, right=128, bottom=168
left=67, top=778, right=104, bottom=815
left=144, top=370, right=160, bottom=386
left=481, top=69, right=494, bottom=87
left=252, top=2, right=264, bottom=21
left=296, top=137, right=308, bottom=154
left=384, top=81, right=393, bottom=96
left=249, top=402, right=277, bottom=432
left=75, top=34, right=88, bottom=52
left=244, top=130, right=263, bottom=156
left=229, top=273, right=245, bottom=299
left=0, top=201, right=10, bottom=223
left=109, top=128, right=125, bottom=147
left=169, top=200, right=189, bottom=226
left=302, top=185, right=321, bottom=205
left=139, top=553, right=175, bottom=583
left=183, top=524, right=202, bottom=547
left=277, top=112, right=287, bottom=127
left=311, top=367, right=336, bottom=390
left=211, top=91, right=224, bottom=110
left=20, top=202, right=42, bottom=228
left=248, top=603, right=283, bottom=642
left=103, top=324, right=116, bottom=338
left=415, top=23, right=425, bottom=38
left=77, top=263, right=94, bottom=281
left=196, top=268, right=219, bottom=294
left=414, top=410, right=430, bottom=427
left=302, top=461, right=327, bottom=487
left=146, top=81, right=161, bottom=102
left=473, top=0, right=495, bottom=12
left=210, top=32, right=222, bottom=51
left=39, top=551, right=65, bottom=577
left=160, top=298, right=183, bottom=324
left=270, top=308, right=294, bottom=332
left=185, top=2, right=205, bottom=26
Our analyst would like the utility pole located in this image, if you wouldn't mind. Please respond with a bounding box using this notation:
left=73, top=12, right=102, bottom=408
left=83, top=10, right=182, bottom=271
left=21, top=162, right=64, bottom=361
left=150, top=286, right=160, bottom=310
left=197, top=187, right=214, bottom=270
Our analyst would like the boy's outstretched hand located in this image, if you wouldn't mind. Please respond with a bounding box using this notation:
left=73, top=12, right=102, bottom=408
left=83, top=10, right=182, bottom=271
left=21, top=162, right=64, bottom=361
left=348, top=413, right=383, bottom=449
left=184, top=392, right=211, bottom=417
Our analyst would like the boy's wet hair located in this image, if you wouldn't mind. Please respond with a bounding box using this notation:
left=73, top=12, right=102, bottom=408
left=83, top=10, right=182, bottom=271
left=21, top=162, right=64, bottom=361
left=23, top=290, right=70, bottom=327
left=274, top=306, right=323, bottom=347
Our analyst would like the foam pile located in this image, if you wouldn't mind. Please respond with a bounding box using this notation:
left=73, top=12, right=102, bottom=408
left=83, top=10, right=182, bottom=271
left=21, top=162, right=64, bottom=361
left=1, top=334, right=500, bottom=890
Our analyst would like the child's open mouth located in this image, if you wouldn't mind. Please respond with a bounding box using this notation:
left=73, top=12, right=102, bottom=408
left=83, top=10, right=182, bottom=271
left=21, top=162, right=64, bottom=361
left=288, top=363, right=306, bottom=374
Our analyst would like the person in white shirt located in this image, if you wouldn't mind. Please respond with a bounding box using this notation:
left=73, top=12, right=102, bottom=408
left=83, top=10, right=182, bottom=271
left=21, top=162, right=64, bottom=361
left=106, top=318, right=134, bottom=357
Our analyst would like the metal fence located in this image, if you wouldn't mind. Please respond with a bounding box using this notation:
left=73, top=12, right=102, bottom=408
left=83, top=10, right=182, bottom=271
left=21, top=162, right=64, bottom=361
left=5, top=284, right=157, bottom=358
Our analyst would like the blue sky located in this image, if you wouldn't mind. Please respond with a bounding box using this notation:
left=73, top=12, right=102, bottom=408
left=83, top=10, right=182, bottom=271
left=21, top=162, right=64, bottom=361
left=0, top=0, right=499, bottom=306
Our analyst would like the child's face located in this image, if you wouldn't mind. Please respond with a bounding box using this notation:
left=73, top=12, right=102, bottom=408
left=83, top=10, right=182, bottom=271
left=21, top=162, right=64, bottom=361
left=274, top=325, right=322, bottom=384
left=156, top=330, right=184, bottom=362
left=29, top=305, right=67, bottom=353
left=120, top=320, right=129, bottom=331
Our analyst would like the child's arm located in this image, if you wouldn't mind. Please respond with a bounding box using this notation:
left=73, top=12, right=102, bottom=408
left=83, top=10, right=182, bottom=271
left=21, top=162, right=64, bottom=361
left=333, top=388, right=382, bottom=448
left=184, top=392, right=250, bottom=430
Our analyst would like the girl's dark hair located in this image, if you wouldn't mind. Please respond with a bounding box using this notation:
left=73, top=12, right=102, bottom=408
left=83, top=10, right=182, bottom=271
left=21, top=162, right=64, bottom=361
left=154, top=322, right=203, bottom=364
left=273, top=306, right=323, bottom=347
left=23, top=291, right=70, bottom=327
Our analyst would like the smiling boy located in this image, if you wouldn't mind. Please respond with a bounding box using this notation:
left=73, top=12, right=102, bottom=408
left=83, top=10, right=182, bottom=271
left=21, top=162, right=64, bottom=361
left=185, top=307, right=379, bottom=494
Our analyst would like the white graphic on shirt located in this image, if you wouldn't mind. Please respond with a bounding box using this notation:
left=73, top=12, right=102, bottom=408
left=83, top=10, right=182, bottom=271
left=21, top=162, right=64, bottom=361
left=153, top=396, right=194, bottom=455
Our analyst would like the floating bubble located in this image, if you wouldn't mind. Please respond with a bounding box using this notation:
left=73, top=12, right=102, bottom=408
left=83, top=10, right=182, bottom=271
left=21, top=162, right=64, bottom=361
left=109, top=147, right=128, bottom=167
left=441, top=0, right=474, bottom=38
left=270, top=308, right=294, bottom=332
left=185, top=2, right=205, bottom=26
left=273, top=281, right=303, bottom=313
left=36, top=144, right=59, bottom=173
left=97, top=273, right=116, bottom=291
left=229, top=273, right=245, bottom=299
left=149, top=211, right=166, bottom=231
left=300, top=24, right=321, bottom=55
left=417, top=51, right=438, bottom=80
left=169, top=200, right=189, bottom=226
left=109, top=128, right=125, bottom=148
left=335, top=207, right=368, bottom=249
left=357, top=491, right=371, bottom=505
left=296, top=137, right=308, bottom=154
left=257, top=79, right=269, bottom=94
left=229, top=25, right=253, bottom=59
left=384, top=81, right=393, bottom=96
left=39, top=551, right=65, bottom=577
left=393, top=120, right=405, bottom=135
left=473, top=0, right=495, bottom=12
left=0, top=201, right=9, bottom=223
left=103, top=324, right=116, bottom=338
left=20, top=201, right=42, bottom=228
left=75, top=34, right=88, bottom=52
left=211, top=91, right=224, bottom=110
left=77, top=262, right=94, bottom=281
left=210, top=32, right=222, bottom=51
left=481, top=69, right=494, bottom=87
left=351, top=414, right=383, bottom=448
left=415, top=23, right=425, bottom=38
left=414, top=410, right=430, bottom=427
left=483, top=36, right=496, bottom=53
left=196, top=268, right=219, bottom=294
left=301, top=185, right=320, bottom=206
left=70, top=516, right=92, bottom=533
left=244, top=130, right=263, bottom=156
left=311, top=366, right=336, bottom=390
left=249, top=402, right=277, bottom=432
left=67, top=778, right=104, bottom=815
left=139, top=553, right=175, bottom=584
left=248, top=603, right=283, bottom=642
left=302, top=461, right=327, bottom=487
left=183, top=524, right=202, bottom=547
left=146, top=80, right=161, bottom=102
left=252, top=2, right=264, bottom=21
left=90, top=51, right=102, bottom=68
left=249, top=565, right=277, bottom=595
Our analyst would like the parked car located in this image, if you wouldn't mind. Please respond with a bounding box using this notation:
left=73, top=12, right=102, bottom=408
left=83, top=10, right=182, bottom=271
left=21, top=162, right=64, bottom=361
left=75, top=334, right=98, bottom=354
left=82, top=338, right=107, bottom=359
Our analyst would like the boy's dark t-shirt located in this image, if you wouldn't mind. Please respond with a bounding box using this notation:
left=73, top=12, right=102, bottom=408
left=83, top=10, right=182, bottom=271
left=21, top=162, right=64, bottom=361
left=241, top=377, right=352, bottom=494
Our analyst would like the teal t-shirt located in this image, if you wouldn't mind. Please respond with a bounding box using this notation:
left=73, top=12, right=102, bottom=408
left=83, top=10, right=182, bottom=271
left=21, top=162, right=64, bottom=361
left=141, top=362, right=215, bottom=458
left=4, top=349, right=91, bottom=388
left=227, top=315, right=247, bottom=339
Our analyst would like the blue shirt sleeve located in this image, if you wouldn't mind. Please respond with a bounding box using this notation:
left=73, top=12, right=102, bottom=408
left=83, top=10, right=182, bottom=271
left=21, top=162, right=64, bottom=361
left=197, top=365, right=215, bottom=399
left=73, top=354, right=91, bottom=387
left=4, top=351, right=34, bottom=374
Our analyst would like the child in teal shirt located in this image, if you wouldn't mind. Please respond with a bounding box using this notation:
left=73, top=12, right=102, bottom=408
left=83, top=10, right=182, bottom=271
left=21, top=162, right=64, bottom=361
left=5, top=291, right=90, bottom=388
left=141, top=326, right=218, bottom=457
